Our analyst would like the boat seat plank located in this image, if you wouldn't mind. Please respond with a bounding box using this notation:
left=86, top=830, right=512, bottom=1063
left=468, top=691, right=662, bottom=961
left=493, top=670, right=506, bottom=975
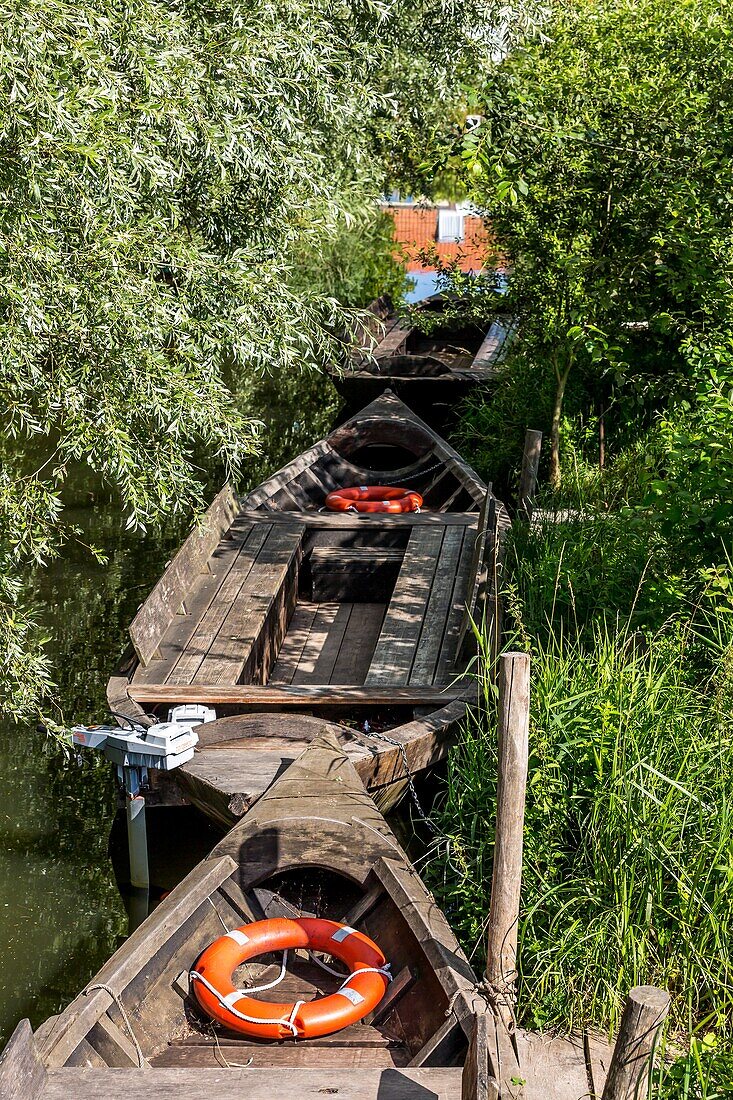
left=366, top=526, right=445, bottom=686
left=129, top=683, right=463, bottom=707
left=435, top=529, right=479, bottom=682
left=409, top=526, right=466, bottom=685
left=164, top=523, right=272, bottom=685
left=374, top=320, right=411, bottom=358
left=132, top=525, right=258, bottom=686
left=44, top=1066, right=464, bottom=1098
left=151, top=1043, right=410, bottom=1069
left=193, top=524, right=305, bottom=686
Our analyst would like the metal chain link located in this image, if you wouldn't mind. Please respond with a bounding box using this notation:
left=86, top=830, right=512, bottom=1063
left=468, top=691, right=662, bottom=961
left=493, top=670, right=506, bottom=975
left=355, top=722, right=439, bottom=835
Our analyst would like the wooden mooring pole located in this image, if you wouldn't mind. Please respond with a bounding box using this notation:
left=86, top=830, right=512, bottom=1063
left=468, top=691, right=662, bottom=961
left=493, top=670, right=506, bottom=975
left=485, top=651, right=530, bottom=1016
left=602, top=986, right=671, bottom=1100
left=517, top=429, right=542, bottom=523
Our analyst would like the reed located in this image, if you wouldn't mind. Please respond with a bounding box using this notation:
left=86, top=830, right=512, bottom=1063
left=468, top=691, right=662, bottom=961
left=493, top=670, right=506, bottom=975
left=427, top=523, right=733, bottom=1099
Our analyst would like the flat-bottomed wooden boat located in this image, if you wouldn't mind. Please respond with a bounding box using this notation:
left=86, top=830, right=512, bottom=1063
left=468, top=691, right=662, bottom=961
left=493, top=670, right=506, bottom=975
left=109, top=392, right=508, bottom=827
left=328, top=297, right=517, bottom=422
left=3, top=736, right=608, bottom=1099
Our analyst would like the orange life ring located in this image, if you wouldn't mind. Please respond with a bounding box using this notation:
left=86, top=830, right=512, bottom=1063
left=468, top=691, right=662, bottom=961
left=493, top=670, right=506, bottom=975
left=190, top=917, right=390, bottom=1040
left=325, top=486, right=422, bottom=514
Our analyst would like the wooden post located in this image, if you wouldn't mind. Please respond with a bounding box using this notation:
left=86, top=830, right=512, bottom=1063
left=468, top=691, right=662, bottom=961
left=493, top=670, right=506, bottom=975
left=462, top=1013, right=500, bottom=1100
left=485, top=651, right=530, bottom=1004
left=517, top=429, right=542, bottom=523
left=602, top=986, right=671, bottom=1100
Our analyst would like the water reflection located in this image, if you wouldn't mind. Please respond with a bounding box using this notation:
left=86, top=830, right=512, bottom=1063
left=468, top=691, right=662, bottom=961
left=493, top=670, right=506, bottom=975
left=0, top=373, right=342, bottom=1045
left=0, top=503, right=183, bottom=1045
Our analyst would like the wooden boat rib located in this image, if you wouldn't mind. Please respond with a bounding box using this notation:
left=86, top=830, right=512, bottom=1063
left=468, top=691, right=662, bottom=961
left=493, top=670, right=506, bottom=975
left=328, top=298, right=518, bottom=419
left=108, top=392, right=508, bottom=828
left=3, top=736, right=608, bottom=1098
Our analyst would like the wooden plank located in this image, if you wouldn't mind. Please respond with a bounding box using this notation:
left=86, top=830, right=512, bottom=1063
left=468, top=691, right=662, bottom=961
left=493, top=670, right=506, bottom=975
left=516, top=1029, right=611, bottom=1100
left=462, top=1014, right=499, bottom=1100
left=166, top=522, right=271, bottom=685
left=301, top=603, right=354, bottom=683
left=409, top=526, right=466, bottom=684
left=456, top=493, right=494, bottom=661
left=129, top=485, right=239, bottom=666
left=0, top=1020, right=46, bottom=1100
left=436, top=527, right=479, bottom=681
left=331, top=603, right=386, bottom=684
left=193, top=523, right=305, bottom=685
left=132, top=525, right=257, bottom=686
left=471, top=315, right=518, bottom=371
left=44, top=1066, right=465, bottom=1098
left=129, top=683, right=462, bottom=707
left=268, top=602, right=319, bottom=684
left=366, top=525, right=445, bottom=685
left=374, top=319, right=412, bottom=358
left=40, top=855, right=238, bottom=1067
left=238, top=509, right=479, bottom=528
left=290, top=603, right=339, bottom=683
left=151, top=1044, right=408, bottom=1069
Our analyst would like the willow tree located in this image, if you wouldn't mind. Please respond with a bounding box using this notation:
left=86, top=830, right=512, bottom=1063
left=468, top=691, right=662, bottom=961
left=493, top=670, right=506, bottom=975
left=0, top=0, right=520, bottom=718
left=463, top=0, right=733, bottom=486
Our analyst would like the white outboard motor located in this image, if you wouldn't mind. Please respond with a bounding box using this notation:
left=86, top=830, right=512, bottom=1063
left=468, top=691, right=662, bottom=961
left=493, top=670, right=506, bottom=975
left=70, top=710, right=214, bottom=906
left=71, top=720, right=200, bottom=772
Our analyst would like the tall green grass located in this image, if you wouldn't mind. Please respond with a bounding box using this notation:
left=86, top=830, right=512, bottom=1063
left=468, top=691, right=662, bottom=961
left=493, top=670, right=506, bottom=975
left=427, top=515, right=733, bottom=1098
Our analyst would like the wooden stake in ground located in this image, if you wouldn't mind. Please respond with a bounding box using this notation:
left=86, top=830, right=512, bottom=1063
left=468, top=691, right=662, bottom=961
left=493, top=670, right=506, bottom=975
left=517, top=430, right=542, bottom=523
left=602, top=986, right=671, bottom=1100
left=485, top=651, right=530, bottom=1009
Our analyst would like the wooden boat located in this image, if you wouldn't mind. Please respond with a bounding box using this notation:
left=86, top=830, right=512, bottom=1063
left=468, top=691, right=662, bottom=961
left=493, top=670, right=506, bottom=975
left=327, top=296, right=517, bottom=422
left=109, top=391, right=508, bottom=828
left=2, top=736, right=609, bottom=1099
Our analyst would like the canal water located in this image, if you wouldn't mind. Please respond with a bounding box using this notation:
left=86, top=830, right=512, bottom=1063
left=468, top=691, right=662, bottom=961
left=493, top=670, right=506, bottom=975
left=0, top=374, right=345, bottom=1045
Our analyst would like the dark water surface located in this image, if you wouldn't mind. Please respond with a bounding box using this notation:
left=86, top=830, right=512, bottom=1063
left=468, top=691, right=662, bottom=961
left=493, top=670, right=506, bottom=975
left=0, top=377, right=346, bottom=1046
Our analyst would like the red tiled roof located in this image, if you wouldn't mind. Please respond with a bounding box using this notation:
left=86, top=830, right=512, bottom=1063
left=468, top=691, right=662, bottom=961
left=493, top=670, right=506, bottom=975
left=384, top=205, right=493, bottom=272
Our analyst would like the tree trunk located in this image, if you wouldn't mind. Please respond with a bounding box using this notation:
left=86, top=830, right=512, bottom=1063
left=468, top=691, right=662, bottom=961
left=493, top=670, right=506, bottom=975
left=549, top=356, right=573, bottom=489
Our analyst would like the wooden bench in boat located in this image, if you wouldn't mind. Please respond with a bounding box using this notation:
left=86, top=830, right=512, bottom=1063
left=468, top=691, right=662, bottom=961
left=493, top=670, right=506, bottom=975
left=366, top=516, right=481, bottom=687
left=132, top=520, right=305, bottom=689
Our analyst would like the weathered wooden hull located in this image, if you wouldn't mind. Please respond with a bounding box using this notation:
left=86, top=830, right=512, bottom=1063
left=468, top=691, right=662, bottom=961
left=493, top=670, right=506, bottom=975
left=15, top=737, right=512, bottom=1096
left=106, top=393, right=506, bottom=828
left=328, top=303, right=517, bottom=427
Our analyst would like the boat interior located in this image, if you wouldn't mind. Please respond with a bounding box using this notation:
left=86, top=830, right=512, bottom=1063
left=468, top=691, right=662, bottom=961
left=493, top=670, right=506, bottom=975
left=124, top=395, right=496, bottom=716
left=130, top=509, right=482, bottom=704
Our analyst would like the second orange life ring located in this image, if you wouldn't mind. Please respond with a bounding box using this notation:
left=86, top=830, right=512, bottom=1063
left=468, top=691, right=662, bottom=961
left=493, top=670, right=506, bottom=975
left=190, top=917, right=391, bottom=1040
left=325, top=486, right=422, bottom=514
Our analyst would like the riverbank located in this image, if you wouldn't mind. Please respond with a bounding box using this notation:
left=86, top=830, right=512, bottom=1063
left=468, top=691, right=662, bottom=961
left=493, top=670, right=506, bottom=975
left=425, top=446, right=733, bottom=1097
